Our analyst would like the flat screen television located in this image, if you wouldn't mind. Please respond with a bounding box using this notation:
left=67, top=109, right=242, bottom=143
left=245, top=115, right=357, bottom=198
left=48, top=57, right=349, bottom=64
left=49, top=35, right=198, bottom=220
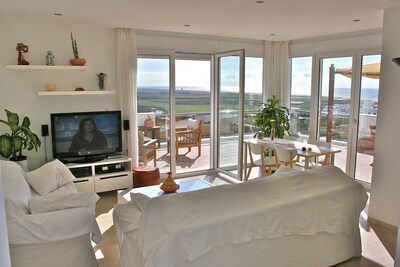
left=50, top=110, right=122, bottom=163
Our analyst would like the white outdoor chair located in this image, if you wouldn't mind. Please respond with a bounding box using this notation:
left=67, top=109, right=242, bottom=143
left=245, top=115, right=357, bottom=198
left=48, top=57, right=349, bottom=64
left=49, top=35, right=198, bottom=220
left=307, top=140, right=332, bottom=167
left=274, top=145, right=300, bottom=168
left=283, top=134, right=303, bottom=142
left=244, top=140, right=279, bottom=181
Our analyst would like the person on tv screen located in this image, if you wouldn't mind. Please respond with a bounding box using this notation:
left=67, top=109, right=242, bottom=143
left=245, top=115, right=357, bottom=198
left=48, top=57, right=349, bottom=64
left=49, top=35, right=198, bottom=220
left=68, top=118, right=108, bottom=152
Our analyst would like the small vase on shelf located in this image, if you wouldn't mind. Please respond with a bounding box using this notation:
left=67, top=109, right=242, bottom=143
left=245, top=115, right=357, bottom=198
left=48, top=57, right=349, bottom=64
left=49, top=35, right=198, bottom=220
left=70, top=58, right=86, bottom=66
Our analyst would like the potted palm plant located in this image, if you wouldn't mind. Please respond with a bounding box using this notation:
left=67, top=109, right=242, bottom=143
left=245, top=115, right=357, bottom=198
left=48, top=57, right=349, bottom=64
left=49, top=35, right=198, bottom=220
left=253, top=95, right=290, bottom=139
left=0, top=109, right=41, bottom=170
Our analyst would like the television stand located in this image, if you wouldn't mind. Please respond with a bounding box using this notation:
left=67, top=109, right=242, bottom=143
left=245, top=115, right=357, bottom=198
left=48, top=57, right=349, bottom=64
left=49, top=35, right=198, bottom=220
left=66, top=156, right=133, bottom=193
left=60, top=155, right=106, bottom=164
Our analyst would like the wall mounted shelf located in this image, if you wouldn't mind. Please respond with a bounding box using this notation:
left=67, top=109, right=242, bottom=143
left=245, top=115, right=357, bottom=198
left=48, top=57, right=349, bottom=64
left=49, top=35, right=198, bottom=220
left=6, top=65, right=88, bottom=70
left=37, top=90, right=115, bottom=96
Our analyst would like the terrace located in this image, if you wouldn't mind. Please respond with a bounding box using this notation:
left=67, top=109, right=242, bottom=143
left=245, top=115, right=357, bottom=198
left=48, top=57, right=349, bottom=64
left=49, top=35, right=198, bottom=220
left=150, top=140, right=372, bottom=182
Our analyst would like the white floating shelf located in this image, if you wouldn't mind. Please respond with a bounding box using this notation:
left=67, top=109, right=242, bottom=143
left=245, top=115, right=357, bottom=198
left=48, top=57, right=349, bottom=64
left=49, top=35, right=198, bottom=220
left=37, top=90, right=115, bottom=96
left=6, top=65, right=88, bottom=70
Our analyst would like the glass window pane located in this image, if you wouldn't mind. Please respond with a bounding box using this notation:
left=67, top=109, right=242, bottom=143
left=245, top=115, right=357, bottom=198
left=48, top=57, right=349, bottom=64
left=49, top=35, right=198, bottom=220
left=290, top=57, right=312, bottom=138
left=244, top=57, right=263, bottom=137
left=355, top=54, right=380, bottom=184
left=175, top=59, right=211, bottom=174
left=137, top=57, right=170, bottom=173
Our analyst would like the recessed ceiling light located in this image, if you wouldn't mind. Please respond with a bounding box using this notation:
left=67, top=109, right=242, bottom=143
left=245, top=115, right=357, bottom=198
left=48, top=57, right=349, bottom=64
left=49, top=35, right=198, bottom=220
left=54, top=13, right=63, bottom=16
left=256, top=0, right=264, bottom=3
left=353, top=19, right=360, bottom=22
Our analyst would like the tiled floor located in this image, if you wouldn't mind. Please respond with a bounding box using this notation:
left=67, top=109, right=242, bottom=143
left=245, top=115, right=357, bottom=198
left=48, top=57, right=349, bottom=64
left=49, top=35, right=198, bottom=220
left=94, top=188, right=397, bottom=267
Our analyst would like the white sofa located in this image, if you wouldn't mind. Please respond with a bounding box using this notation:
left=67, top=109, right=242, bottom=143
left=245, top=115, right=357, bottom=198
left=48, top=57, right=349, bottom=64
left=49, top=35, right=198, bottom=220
left=113, top=165, right=368, bottom=267
left=1, top=159, right=101, bottom=267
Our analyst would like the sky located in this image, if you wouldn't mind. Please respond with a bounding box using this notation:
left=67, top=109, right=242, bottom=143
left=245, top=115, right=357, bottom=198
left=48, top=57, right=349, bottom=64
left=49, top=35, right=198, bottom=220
left=137, top=54, right=380, bottom=97
left=137, top=57, right=263, bottom=94
left=291, top=55, right=381, bottom=96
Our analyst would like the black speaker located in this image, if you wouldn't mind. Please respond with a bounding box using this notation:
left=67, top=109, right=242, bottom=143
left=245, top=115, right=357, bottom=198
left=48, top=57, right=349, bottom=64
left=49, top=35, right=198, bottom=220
left=123, top=120, right=130, bottom=130
left=41, top=124, right=49, bottom=137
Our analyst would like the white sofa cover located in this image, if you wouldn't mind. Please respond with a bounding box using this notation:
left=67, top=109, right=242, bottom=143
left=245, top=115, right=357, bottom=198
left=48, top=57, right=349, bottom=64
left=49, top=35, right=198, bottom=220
left=113, top=165, right=368, bottom=267
left=1, top=160, right=101, bottom=267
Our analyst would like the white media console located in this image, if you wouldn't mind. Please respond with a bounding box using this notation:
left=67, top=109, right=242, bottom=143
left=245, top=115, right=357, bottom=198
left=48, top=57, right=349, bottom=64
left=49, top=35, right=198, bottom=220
left=67, top=156, right=133, bottom=193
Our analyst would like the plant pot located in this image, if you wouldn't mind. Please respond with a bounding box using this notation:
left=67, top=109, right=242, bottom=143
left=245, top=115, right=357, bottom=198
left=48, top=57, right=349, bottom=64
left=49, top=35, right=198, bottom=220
left=144, top=120, right=154, bottom=128
left=10, top=156, right=28, bottom=171
left=70, top=58, right=86, bottom=66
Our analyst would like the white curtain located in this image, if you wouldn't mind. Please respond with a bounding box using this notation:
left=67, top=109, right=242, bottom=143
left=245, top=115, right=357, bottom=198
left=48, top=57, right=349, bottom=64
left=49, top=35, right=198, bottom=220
left=116, top=28, right=138, bottom=167
left=263, top=41, right=290, bottom=108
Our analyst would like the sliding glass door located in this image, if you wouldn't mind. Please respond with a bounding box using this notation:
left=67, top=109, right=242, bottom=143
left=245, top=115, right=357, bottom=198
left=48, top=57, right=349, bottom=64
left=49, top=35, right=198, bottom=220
left=317, top=56, right=353, bottom=171
left=354, top=54, right=380, bottom=184
left=175, top=57, right=212, bottom=174
left=314, top=52, right=381, bottom=185
left=214, top=50, right=245, bottom=180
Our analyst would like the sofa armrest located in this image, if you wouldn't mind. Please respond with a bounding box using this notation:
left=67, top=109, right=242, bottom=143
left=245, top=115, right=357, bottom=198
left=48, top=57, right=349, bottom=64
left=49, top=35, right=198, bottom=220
left=113, top=202, right=142, bottom=246
left=7, top=207, right=101, bottom=245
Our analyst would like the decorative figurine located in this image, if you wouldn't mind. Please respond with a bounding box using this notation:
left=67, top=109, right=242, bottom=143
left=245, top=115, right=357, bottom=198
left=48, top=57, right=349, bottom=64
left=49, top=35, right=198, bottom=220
left=46, top=51, right=54, bottom=66
left=97, top=72, right=107, bottom=90
left=16, top=43, right=29, bottom=65
left=160, top=172, right=179, bottom=193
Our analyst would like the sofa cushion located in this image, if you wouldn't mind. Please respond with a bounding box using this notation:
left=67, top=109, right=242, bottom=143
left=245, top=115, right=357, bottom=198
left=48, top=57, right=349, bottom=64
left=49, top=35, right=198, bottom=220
left=25, top=159, right=76, bottom=196
left=1, top=160, right=32, bottom=215
left=130, top=192, right=151, bottom=212
left=28, top=192, right=99, bottom=215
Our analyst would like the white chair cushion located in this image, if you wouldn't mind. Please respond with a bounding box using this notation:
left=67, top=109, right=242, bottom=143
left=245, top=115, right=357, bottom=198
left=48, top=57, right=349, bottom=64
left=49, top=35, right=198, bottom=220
left=25, top=159, right=76, bottom=196
left=28, top=192, right=99, bottom=215
left=187, top=118, right=200, bottom=130
left=1, top=160, right=32, bottom=215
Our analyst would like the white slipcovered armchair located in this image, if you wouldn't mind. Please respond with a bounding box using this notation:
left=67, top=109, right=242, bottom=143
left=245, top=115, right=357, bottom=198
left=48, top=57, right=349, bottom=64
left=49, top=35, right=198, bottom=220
left=1, top=159, right=101, bottom=267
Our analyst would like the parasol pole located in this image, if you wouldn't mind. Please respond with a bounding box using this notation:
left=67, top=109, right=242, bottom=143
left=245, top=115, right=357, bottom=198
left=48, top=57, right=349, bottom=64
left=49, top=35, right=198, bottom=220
left=326, top=64, right=335, bottom=143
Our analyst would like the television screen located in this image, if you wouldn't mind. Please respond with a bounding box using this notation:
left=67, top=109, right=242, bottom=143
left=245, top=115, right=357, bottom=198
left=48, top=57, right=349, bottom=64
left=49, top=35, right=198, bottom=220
left=50, top=110, right=122, bottom=162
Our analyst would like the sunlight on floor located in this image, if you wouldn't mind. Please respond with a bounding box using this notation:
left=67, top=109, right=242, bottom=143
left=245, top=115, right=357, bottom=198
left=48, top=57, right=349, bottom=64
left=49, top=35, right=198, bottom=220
left=96, top=208, right=114, bottom=234
left=95, top=249, right=105, bottom=260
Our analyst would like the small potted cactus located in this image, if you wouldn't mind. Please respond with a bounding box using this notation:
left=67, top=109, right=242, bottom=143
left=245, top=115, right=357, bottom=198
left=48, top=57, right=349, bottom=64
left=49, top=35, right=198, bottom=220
left=69, top=33, right=86, bottom=66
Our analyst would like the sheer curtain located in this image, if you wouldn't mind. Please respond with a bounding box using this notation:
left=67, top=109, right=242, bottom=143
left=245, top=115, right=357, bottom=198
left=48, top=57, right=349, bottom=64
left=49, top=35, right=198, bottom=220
left=116, top=28, right=138, bottom=166
left=263, top=41, right=290, bottom=107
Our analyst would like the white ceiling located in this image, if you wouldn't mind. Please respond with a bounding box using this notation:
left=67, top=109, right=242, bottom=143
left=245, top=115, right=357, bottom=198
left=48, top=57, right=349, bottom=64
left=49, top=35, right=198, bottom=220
left=2, top=0, right=400, bottom=41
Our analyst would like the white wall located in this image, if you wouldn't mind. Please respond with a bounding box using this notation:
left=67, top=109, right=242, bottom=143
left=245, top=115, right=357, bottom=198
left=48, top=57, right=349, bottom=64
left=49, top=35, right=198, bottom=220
left=0, top=21, right=119, bottom=170
left=290, top=31, right=382, bottom=57
left=368, top=6, right=400, bottom=227
left=136, top=30, right=264, bottom=57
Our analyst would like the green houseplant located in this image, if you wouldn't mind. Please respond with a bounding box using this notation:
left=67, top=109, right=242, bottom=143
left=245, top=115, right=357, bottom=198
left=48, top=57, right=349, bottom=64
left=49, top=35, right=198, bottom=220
left=253, top=95, right=290, bottom=139
left=69, top=32, right=86, bottom=66
left=0, top=109, right=41, bottom=161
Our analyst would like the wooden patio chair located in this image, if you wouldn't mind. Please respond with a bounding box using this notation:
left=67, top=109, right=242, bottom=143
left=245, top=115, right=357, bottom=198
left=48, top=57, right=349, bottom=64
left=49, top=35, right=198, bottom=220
left=138, top=130, right=157, bottom=166
left=169, top=118, right=203, bottom=158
